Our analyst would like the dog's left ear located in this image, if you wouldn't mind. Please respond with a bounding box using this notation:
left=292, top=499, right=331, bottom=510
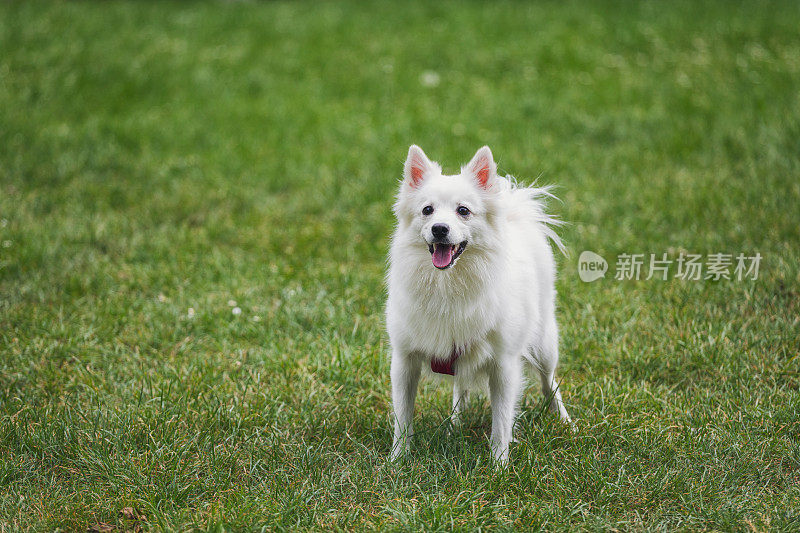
left=465, top=146, right=497, bottom=189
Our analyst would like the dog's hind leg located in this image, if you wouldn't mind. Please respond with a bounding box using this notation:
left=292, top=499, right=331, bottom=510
left=539, top=369, right=572, bottom=424
left=534, top=327, right=572, bottom=425
left=450, top=379, right=469, bottom=430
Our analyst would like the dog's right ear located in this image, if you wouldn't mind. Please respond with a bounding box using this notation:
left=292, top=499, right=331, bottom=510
left=404, top=145, right=434, bottom=188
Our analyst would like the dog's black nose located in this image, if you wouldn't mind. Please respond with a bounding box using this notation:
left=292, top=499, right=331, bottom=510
left=432, top=224, right=449, bottom=239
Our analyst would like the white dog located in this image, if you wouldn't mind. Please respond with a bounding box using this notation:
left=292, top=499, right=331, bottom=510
left=386, top=145, right=572, bottom=464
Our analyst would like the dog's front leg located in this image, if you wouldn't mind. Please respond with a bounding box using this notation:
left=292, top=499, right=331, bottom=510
left=488, top=358, right=522, bottom=465
left=390, top=351, right=421, bottom=460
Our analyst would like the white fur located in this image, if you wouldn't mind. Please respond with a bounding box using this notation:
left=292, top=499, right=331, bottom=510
left=386, top=145, right=572, bottom=465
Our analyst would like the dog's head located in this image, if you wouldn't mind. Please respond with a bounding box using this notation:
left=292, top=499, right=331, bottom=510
left=394, top=145, right=501, bottom=270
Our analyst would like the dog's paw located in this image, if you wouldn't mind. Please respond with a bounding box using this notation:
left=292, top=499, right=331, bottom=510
left=490, top=444, right=510, bottom=467
left=389, top=440, right=410, bottom=462
left=446, top=416, right=464, bottom=437
left=491, top=454, right=509, bottom=470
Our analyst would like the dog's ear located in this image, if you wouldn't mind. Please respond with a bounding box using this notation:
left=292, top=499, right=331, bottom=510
left=404, top=145, right=434, bottom=188
left=465, top=146, right=497, bottom=189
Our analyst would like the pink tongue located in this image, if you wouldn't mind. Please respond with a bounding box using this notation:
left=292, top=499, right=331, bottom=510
left=432, top=244, right=454, bottom=268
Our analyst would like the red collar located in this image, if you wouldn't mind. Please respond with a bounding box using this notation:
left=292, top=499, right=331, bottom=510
left=431, top=347, right=461, bottom=376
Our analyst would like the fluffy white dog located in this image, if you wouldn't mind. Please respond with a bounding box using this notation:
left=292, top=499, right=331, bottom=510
left=386, top=145, right=572, bottom=464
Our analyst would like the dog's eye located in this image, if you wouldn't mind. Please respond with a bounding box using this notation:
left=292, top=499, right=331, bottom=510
left=422, top=205, right=434, bottom=216
left=457, top=206, right=471, bottom=217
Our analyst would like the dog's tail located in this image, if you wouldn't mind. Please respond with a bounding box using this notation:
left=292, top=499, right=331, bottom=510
left=501, top=176, right=567, bottom=256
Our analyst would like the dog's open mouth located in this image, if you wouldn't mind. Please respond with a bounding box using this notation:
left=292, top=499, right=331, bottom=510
left=428, top=241, right=467, bottom=270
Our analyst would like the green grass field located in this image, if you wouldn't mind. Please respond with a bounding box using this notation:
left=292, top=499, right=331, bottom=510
left=2, top=1, right=799, bottom=530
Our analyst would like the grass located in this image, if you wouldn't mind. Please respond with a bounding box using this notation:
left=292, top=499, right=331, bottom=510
left=1, top=0, right=799, bottom=530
